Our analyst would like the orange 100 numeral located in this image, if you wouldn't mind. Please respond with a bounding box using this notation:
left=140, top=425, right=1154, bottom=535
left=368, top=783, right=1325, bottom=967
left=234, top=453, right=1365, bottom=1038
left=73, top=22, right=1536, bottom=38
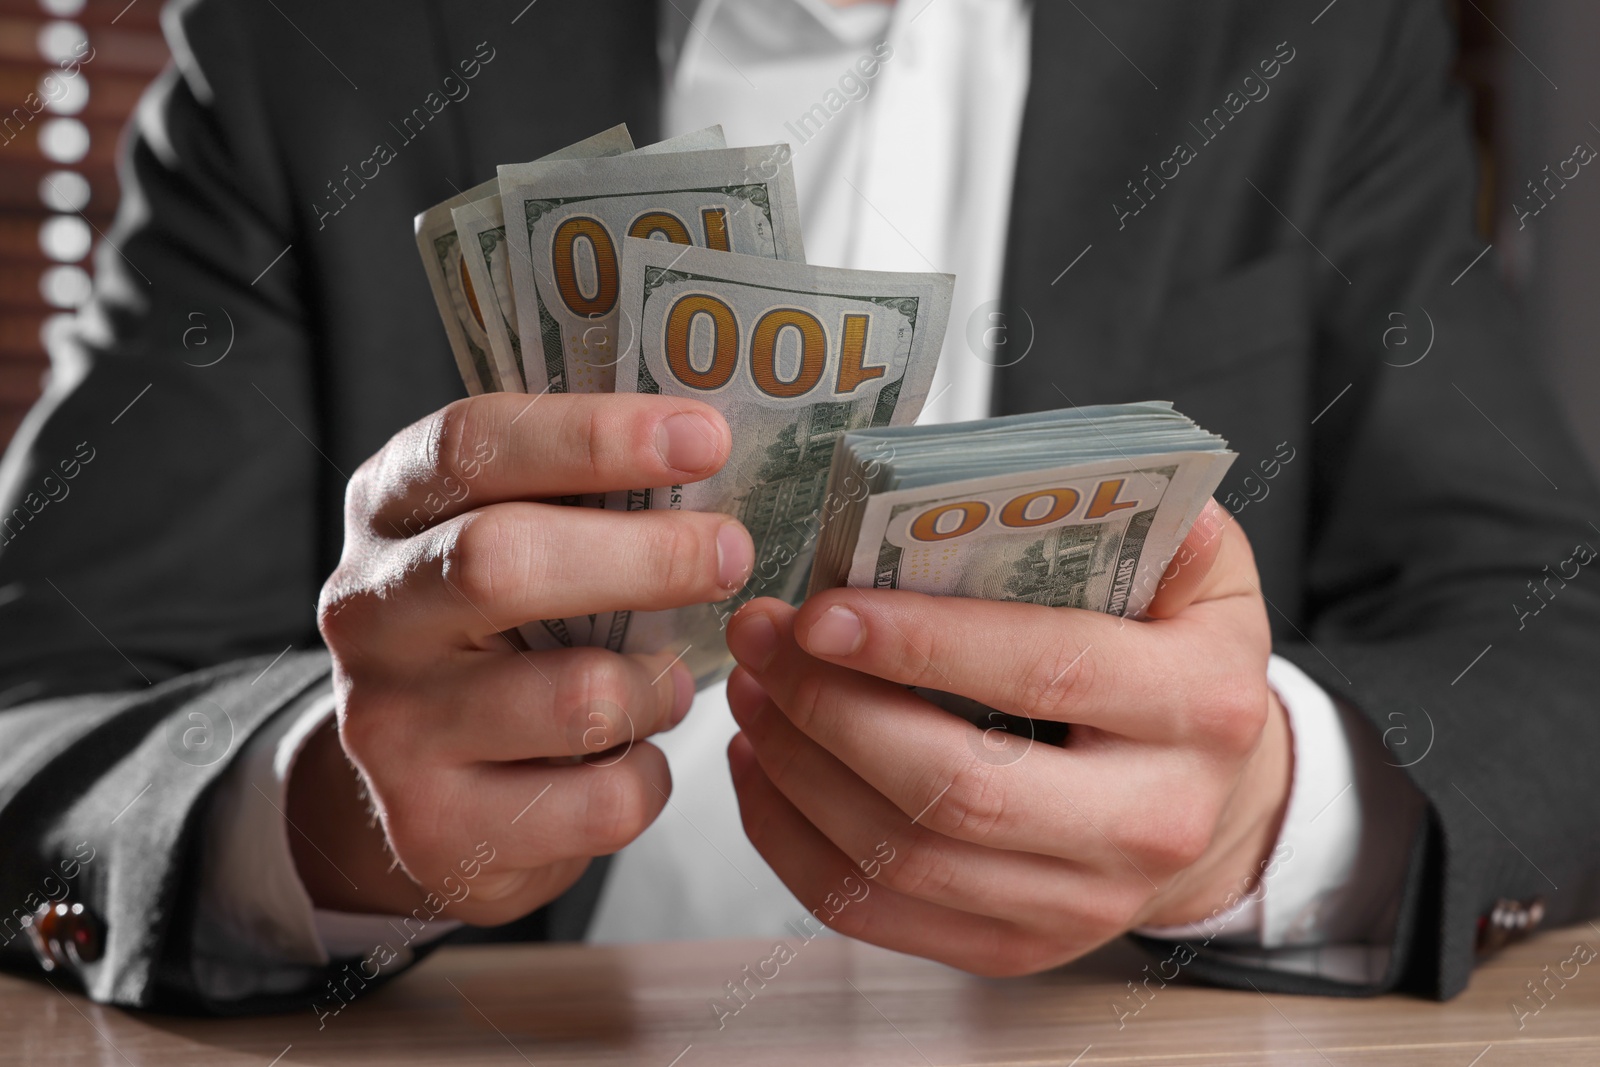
left=663, top=295, right=886, bottom=400
left=550, top=209, right=733, bottom=319
left=909, top=481, right=1142, bottom=543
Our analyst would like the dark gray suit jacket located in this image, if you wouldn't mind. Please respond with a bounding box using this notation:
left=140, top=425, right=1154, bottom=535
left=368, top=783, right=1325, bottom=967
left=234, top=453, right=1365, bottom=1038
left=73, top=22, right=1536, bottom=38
left=1, top=0, right=1596, bottom=1013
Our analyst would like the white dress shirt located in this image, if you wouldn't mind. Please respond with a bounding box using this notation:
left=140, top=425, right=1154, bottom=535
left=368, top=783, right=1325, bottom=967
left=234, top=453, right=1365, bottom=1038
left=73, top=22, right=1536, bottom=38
left=193, top=0, right=1424, bottom=997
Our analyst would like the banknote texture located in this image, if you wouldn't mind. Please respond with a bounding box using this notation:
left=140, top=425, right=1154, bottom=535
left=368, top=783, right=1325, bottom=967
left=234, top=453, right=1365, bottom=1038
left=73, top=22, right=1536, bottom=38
left=809, top=407, right=1235, bottom=734
left=452, top=195, right=527, bottom=392
left=416, top=210, right=499, bottom=394
left=498, top=146, right=805, bottom=398
left=415, top=125, right=1235, bottom=722
left=415, top=124, right=634, bottom=394
left=606, top=238, right=953, bottom=682
left=846, top=456, right=1229, bottom=619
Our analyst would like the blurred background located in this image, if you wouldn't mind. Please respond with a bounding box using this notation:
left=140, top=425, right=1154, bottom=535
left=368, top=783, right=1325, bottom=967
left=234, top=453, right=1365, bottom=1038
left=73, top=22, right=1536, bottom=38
left=0, top=0, right=1594, bottom=473
left=0, top=0, right=164, bottom=446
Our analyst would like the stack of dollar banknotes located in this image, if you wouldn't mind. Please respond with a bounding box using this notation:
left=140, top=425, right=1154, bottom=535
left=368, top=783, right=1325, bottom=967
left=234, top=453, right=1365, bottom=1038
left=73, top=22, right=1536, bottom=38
left=415, top=122, right=1236, bottom=696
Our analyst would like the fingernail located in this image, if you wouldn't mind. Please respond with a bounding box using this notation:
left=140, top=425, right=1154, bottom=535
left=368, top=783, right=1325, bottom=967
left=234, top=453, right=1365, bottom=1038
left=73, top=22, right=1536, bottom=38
left=803, top=605, right=864, bottom=657
left=716, top=522, right=753, bottom=591
left=656, top=412, right=720, bottom=473
left=727, top=612, right=777, bottom=672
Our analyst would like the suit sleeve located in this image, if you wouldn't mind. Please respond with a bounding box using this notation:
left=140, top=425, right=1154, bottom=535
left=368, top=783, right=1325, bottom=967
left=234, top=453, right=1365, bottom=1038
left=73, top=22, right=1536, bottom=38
left=1238, top=0, right=1600, bottom=999
left=0, top=5, right=343, bottom=1011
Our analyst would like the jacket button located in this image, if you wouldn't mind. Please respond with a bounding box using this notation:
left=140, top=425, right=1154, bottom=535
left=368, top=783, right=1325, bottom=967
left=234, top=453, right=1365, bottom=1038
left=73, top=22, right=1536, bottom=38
left=25, top=901, right=104, bottom=972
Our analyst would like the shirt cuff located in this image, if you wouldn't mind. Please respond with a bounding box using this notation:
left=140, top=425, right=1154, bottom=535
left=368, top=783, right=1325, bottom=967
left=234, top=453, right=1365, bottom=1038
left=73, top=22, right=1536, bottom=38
left=192, top=685, right=458, bottom=1001
left=1134, top=654, right=1425, bottom=959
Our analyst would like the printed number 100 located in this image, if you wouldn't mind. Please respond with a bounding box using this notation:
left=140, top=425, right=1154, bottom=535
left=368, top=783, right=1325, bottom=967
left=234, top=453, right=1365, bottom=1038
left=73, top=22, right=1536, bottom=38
left=551, top=209, right=732, bottom=318
left=663, top=295, right=888, bottom=401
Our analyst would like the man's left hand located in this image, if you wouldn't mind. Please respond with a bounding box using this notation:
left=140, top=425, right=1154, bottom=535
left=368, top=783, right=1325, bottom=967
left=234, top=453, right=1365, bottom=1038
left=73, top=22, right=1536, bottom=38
left=724, top=500, right=1293, bottom=976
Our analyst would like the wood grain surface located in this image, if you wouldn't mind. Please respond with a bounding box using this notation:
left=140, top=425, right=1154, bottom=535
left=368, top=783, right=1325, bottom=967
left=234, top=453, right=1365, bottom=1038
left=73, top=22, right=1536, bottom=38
left=4, top=925, right=1598, bottom=1065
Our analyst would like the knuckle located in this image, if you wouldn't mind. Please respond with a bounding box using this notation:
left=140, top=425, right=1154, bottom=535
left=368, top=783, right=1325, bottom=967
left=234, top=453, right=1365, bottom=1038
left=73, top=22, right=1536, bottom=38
left=582, top=770, right=654, bottom=852
left=334, top=690, right=381, bottom=757
left=440, top=511, right=529, bottom=607
left=1134, top=806, right=1216, bottom=872
left=555, top=652, right=638, bottom=751
left=640, top=653, right=681, bottom=717
left=1108, top=888, right=1153, bottom=933
left=890, top=624, right=945, bottom=687
left=317, top=555, right=386, bottom=653
left=926, top=763, right=1007, bottom=841
left=877, top=834, right=959, bottom=901
left=640, top=518, right=713, bottom=598
left=455, top=868, right=536, bottom=914
left=558, top=649, right=633, bottom=707
left=334, top=684, right=411, bottom=771
left=743, top=708, right=803, bottom=784
left=378, top=777, right=450, bottom=867
left=1014, top=637, right=1093, bottom=720
left=316, top=583, right=358, bottom=649
left=784, top=669, right=831, bottom=735
left=1165, top=826, right=1214, bottom=871
left=1193, top=671, right=1270, bottom=753
left=382, top=815, right=438, bottom=874
left=344, top=455, right=381, bottom=525
left=564, top=401, right=625, bottom=483
left=1075, top=889, right=1147, bottom=936
left=433, top=399, right=483, bottom=481
left=803, top=890, right=870, bottom=940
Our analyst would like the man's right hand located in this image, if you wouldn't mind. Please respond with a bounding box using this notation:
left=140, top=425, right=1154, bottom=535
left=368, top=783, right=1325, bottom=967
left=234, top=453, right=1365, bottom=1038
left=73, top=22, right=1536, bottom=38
left=295, top=393, right=752, bottom=922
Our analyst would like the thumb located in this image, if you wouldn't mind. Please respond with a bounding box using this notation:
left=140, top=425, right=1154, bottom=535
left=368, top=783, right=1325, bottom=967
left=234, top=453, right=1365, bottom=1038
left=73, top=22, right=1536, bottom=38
left=1147, top=499, right=1238, bottom=619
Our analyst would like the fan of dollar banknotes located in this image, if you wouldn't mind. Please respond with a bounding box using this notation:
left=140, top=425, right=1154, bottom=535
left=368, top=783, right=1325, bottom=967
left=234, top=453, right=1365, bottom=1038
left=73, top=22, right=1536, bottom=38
left=416, top=123, right=1236, bottom=691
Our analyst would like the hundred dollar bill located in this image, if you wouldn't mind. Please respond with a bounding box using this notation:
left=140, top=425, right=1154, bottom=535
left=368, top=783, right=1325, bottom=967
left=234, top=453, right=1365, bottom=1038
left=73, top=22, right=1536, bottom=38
left=416, top=124, right=635, bottom=394
left=811, top=404, right=1235, bottom=616
left=594, top=238, right=953, bottom=683
left=633, top=127, right=728, bottom=154
left=841, top=453, right=1232, bottom=617
left=451, top=127, right=727, bottom=394
left=498, top=144, right=805, bottom=397
left=469, top=130, right=730, bottom=650
left=493, top=129, right=733, bottom=652
left=416, top=127, right=634, bottom=650
left=810, top=404, right=1235, bottom=734
left=448, top=189, right=531, bottom=393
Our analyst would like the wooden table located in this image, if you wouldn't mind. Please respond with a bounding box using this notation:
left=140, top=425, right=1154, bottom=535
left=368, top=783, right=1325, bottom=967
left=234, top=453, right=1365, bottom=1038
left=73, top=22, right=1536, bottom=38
left=6, top=926, right=1599, bottom=1065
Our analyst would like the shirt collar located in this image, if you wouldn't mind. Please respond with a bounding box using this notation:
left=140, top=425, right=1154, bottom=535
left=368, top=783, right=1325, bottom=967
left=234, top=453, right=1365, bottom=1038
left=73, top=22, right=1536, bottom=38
left=661, top=0, right=893, bottom=78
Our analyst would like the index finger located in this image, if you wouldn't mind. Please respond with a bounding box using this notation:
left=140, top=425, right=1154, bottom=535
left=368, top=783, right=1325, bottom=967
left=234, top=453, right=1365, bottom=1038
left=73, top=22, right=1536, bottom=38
left=358, top=392, right=732, bottom=535
left=776, top=585, right=1267, bottom=740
